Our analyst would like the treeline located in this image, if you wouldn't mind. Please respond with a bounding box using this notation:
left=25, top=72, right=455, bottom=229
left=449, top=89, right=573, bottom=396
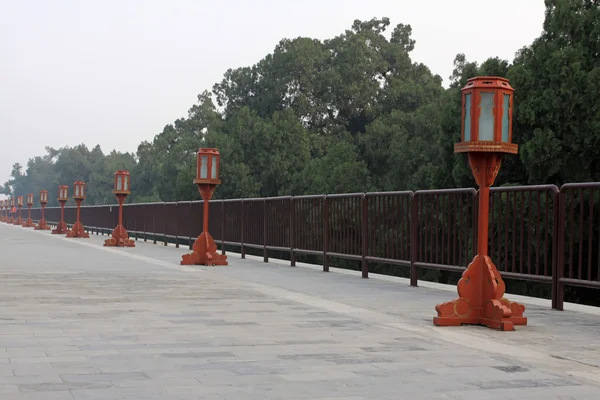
left=3, top=0, right=600, bottom=206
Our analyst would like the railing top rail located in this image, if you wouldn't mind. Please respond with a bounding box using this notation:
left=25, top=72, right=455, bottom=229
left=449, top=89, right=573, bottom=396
left=293, top=194, right=326, bottom=200
left=326, top=192, right=364, bottom=199
left=560, top=182, right=600, bottom=191
left=415, top=188, right=477, bottom=196
left=365, top=191, right=413, bottom=198
left=490, top=184, right=559, bottom=194
left=265, top=195, right=293, bottom=201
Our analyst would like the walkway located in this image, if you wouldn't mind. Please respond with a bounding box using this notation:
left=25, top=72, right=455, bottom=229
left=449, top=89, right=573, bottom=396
left=1, top=223, right=600, bottom=399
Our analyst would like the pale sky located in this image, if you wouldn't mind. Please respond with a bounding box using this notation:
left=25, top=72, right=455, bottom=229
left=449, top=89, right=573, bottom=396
left=0, top=0, right=546, bottom=194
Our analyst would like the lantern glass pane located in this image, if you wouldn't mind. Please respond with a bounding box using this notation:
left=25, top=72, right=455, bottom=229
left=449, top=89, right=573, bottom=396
left=478, top=92, right=495, bottom=141
left=76, top=186, right=80, bottom=197
left=124, top=176, right=129, bottom=191
left=464, top=93, right=472, bottom=141
left=501, top=94, right=510, bottom=142
left=117, top=175, right=123, bottom=191
left=211, top=156, right=217, bottom=179
left=200, top=155, right=208, bottom=179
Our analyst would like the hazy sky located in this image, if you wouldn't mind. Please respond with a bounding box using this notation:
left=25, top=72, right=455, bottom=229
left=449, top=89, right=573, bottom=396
left=0, top=0, right=546, bottom=192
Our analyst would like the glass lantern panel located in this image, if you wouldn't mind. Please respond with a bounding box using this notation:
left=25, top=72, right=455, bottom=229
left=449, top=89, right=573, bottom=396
left=211, top=156, right=218, bottom=179
left=501, top=94, right=510, bottom=142
left=123, top=176, right=129, bottom=191
left=478, top=92, right=495, bottom=141
left=117, top=175, right=123, bottom=191
left=200, top=155, right=208, bottom=179
left=75, top=186, right=80, bottom=197
left=463, top=93, right=472, bottom=141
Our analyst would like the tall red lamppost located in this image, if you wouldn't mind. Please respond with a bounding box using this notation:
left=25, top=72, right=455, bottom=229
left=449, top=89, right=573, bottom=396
left=52, top=185, right=69, bottom=234
left=0, top=200, right=5, bottom=223
left=434, top=77, right=527, bottom=331
left=14, top=196, right=24, bottom=225
left=9, top=198, right=16, bottom=224
left=34, top=190, right=51, bottom=230
left=181, top=148, right=228, bottom=266
left=22, top=193, right=35, bottom=227
left=66, top=181, right=89, bottom=239
left=104, top=170, right=135, bottom=247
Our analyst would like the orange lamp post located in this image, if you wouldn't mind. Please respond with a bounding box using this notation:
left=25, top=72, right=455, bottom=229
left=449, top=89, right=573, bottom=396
left=52, top=185, right=70, bottom=234
left=434, top=77, right=527, bottom=331
left=9, top=198, right=16, bottom=224
left=181, top=148, right=228, bottom=266
left=34, top=190, right=51, bottom=230
left=22, top=193, right=35, bottom=227
left=15, top=196, right=23, bottom=225
left=104, top=170, right=135, bottom=247
left=66, top=181, right=89, bottom=239
left=0, top=200, right=5, bottom=223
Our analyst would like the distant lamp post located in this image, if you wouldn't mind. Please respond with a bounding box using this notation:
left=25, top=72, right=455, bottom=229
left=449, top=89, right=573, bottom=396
left=181, top=148, right=228, bottom=266
left=9, top=198, right=16, bottom=224
left=0, top=200, right=5, bottom=223
left=52, top=185, right=70, bottom=234
left=104, top=170, right=135, bottom=247
left=34, top=190, right=51, bottom=230
left=434, top=76, right=527, bottom=331
left=65, top=181, right=89, bottom=239
left=22, top=193, right=35, bottom=227
left=14, top=196, right=23, bottom=225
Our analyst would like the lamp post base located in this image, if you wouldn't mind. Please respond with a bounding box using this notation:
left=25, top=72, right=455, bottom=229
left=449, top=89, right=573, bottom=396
left=52, top=221, right=69, bottom=235
left=34, top=221, right=51, bottom=230
left=433, top=255, right=527, bottom=331
left=22, top=219, right=35, bottom=228
left=104, top=225, right=135, bottom=247
left=181, top=232, right=228, bottom=266
left=66, top=222, right=89, bottom=238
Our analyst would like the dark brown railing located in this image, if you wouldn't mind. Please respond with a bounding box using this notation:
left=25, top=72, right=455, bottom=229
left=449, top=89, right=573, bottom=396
left=27, top=183, right=600, bottom=310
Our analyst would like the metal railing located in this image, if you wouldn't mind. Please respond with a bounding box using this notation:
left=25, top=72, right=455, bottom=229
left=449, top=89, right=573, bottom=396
left=26, top=183, right=600, bottom=310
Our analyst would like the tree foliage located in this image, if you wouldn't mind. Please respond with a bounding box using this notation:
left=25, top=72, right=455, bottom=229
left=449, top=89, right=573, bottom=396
left=4, top=1, right=600, bottom=203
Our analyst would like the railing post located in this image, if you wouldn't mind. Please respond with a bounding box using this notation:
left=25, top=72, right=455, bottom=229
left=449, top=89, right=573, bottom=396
left=290, top=197, right=296, bottom=267
left=410, top=193, right=418, bottom=286
left=554, top=189, right=565, bottom=310
left=361, top=194, right=368, bottom=278
left=175, top=202, right=179, bottom=248
left=263, top=199, right=268, bottom=263
left=323, top=195, right=329, bottom=272
left=221, top=200, right=226, bottom=255
left=241, top=199, right=246, bottom=259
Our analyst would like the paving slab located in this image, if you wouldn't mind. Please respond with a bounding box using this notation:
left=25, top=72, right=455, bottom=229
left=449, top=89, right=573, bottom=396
left=0, top=223, right=599, bottom=399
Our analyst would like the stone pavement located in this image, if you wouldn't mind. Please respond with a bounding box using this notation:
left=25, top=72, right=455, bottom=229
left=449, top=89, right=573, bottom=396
left=1, top=223, right=600, bottom=399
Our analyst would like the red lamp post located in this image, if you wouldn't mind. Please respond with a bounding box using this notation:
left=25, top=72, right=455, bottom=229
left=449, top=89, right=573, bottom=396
left=104, top=170, right=135, bottom=247
left=22, top=193, right=35, bottom=227
left=34, top=190, right=51, bottom=230
left=181, top=148, right=228, bottom=266
left=66, top=181, right=89, bottom=238
left=52, top=185, right=70, bottom=234
left=0, top=200, right=5, bottom=223
left=9, top=198, right=16, bottom=224
left=434, top=77, right=527, bottom=331
left=14, top=196, right=23, bottom=225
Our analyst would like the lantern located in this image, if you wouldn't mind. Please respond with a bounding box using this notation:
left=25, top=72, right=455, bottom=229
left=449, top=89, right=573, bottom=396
left=181, top=147, right=227, bottom=266
left=65, top=180, right=89, bottom=239
left=57, top=185, right=68, bottom=202
left=40, top=190, right=48, bottom=204
left=434, top=76, right=526, bottom=332
left=27, top=193, right=33, bottom=205
left=194, top=148, right=221, bottom=185
left=17, top=196, right=23, bottom=207
left=73, top=181, right=86, bottom=200
left=10, top=198, right=14, bottom=207
left=454, top=77, right=517, bottom=155
left=113, top=170, right=131, bottom=195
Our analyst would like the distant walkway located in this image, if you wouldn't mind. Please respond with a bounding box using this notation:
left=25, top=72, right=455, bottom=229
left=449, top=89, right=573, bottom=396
left=1, top=223, right=600, bottom=399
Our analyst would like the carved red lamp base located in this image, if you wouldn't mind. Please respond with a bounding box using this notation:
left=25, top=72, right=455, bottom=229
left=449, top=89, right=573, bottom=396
left=181, top=232, right=228, bottom=266
left=66, top=222, right=89, bottom=238
left=22, top=219, right=35, bottom=228
left=104, top=225, right=135, bottom=247
left=34, top=221, right=51, bottom=230
left=52, top=221, right=69, bottom=235
left=433, top=255, right=527, bottom=331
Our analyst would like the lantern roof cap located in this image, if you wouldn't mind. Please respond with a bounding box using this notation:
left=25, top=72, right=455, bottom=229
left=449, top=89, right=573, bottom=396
left=462, top=76, right=513, bottom=92
left=197, top=147, right=220, bottom=154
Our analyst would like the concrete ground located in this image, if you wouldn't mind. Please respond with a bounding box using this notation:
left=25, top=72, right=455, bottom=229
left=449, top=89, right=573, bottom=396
left=1, top=222, right=600, bottom=400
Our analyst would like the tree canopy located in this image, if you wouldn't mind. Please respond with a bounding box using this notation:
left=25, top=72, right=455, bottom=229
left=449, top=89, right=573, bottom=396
left=3, top=1, right=599, bottom=204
